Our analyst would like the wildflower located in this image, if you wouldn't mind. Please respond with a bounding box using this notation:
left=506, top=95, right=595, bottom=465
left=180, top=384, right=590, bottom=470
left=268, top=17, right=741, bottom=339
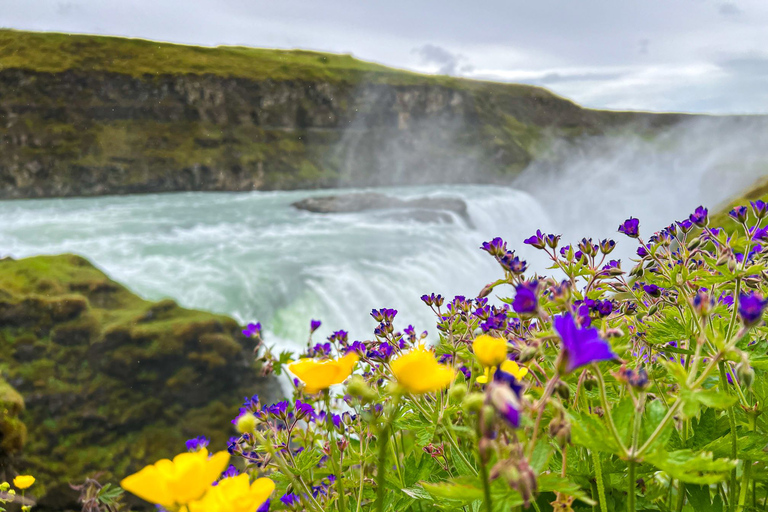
left=242, top=322, right=261, bottom=338
left=390, top=346, right=455, bottom=394
left=677, top=219, right=694, bottom=233
left=618, top=217, right=640, bottom=238
left=730, top=205, right=748, bottom=223
left=512, top=281, right=538, bottom=314
left=554, top=313, right=616, bottom=373
left=499, top=252, right=527, bottom=274
left=523, top=230, right=546, bottom=249
left=739, top=292, right=768, bottom=326
left=13, top=476, right=34, bottom=490
left=310, top=319, right=321, bottom=333
left=185, top=436, right=210, bottom=452
left=688, top=205, right=708, bottom=227
left=637, top=246, right=648, bottom=258
left=420, top=293, right=444, bottom=307
left=643, top=284, right=662, bottom=297
left=487, top=366, right=524, bottom=428
left=189, top=474, right=274, bottom=512
left=288, top=353, right=359, bottom=394
left=481, top=237, right=508, bottom=257
left=371, top=308, right=397, bottom=322
left=474, top=334, right=508, bottom=384
left=751, top=200, right=768, bottom=219
left=599, top=239, right=616, bottom=255
left=280, top=493, right=301, bottom=508
left=120, top=449, right=230, bottom=508
left=499, top=359, right=528, bottom=380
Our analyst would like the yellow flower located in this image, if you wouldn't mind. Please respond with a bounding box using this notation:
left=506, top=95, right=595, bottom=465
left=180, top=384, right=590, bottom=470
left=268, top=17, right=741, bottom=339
left=390, top=346, right=455, bottom=394
left=120, top=449, right=230, bottom=508
left=13, top=475, right=34, bottom=490
left=289, top=352, right=359, bottom=394
left=500, top=359, right=529, bottom=380
left=189, top=474, right=274, bottom=512
left=473, top=334, right=508, bottom=367
left=477, top=358, right=528, bottom=385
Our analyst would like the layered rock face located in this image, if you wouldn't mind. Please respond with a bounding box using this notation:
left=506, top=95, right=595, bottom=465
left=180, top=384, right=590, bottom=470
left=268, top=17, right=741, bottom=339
left=0, top=31, right=688, bottom=199
left=0, top=254, right=278, bottom=509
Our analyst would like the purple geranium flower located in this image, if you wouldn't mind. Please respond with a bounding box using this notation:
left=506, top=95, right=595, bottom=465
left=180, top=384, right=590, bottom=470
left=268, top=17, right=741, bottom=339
left=689, top=206, right=708, bottom=228
left=499, top=252, right=527, bottom=274
left=554, top=312, right=616, bottom=373
left=523, top=230, right=546, bottom=249
left=636, top=246, right=648, bottom=258
left=185, top=436, right=209, bottom=452
left=618, top=217, right=640, bottom=238
left=481, top=237, right=508, bottom=257
left=739, top=292, right=768, bottom=326
left=488, top=370, right=524, bottom=428
left=242, top=322, right=261, bottom=338
left=310, top=319, right=322, bottom=333
left=280, top=493, right=301, bottom=507
left=512, top=281, right=538, bottom=314
left=729, top=205, right=748, bottom=223
left=643, top=284, right=662, bottom=297
left=751, top=200, right=768, bottom=219
left=256, top=499, right=271, bottom=512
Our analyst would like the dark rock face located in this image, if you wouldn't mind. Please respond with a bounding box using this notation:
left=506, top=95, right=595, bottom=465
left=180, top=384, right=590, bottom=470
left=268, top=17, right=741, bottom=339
left=0, top=68, right=688, bottom=199
left=292, top=192, right=470, bottom=224
left=0, top=254, right=280, bottom=509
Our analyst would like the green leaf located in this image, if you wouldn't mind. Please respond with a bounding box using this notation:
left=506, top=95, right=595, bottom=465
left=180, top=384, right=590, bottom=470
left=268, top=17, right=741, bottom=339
left=640, top=399, right=673, bottom=454
left=569, top=410, right=623, bottom=455
left=421, top=477, right=485, bottom=504
left=645, top=450, right=736, bottom=484
left=686, top=484, right=724, bottom=512
left=694, top=389, right=738, bottom=409
left=538, top=473, right=596, bottom=505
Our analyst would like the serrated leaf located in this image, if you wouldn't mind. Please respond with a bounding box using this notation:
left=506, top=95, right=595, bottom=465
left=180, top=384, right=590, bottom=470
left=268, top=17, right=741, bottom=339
left=694, top=389, right=737, bottom=409
left=422, top=477, right=485, bottom=504
left=538, top=474, right=596, bottom=505
left=645, top=450, right=735, bottom=484
left=569, top=410, right=622, bottom=455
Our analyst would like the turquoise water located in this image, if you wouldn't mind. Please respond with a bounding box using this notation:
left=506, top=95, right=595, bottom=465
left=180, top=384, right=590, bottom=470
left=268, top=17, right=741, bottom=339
left=0, top=185, right=549, bottom=348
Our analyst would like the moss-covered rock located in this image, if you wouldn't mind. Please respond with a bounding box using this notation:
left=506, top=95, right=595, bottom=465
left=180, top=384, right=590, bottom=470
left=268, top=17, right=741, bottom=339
left=0, top=254, right=279, bottom=509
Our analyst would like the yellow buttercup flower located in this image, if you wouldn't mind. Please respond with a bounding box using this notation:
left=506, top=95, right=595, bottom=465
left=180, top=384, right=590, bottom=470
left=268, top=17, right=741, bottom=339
left=289, top=352, right=359, bottom=394
left=390, top=346, right=455, bottom=394
left=120, top=449, right=230, bottom=508
left=189, top=474, right=274, bottom=512
left=477, top=358, right=528, bottom=384
left=13, top=475, right=34, bottom=490
left=473, top=334, right=508, bottom=367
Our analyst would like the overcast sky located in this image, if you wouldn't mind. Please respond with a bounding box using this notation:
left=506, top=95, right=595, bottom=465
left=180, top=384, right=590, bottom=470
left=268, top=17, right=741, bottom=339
left=2, top=0, right=768, bottom=114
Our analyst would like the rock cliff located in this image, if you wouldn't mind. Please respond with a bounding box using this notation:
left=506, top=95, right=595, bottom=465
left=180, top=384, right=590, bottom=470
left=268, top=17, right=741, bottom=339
left=0, top=29, right=691, bottom=199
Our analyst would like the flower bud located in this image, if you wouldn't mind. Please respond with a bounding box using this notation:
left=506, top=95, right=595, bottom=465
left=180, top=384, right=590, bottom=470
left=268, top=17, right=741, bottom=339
left=548, top=416, right=571, bottom=449
left=554, top=381, right=570, bottom=400
left=518, top=346, right=537, bottom=364
left=736, top=361, right=755, bottom=389
left=647, top=304, right=658, bottom=316
left=345, top=375, right=377, bottom=402
left=449, top=383, right=467, bottom=403
left=462, top=392, right=485, bottom=414
left=235, top=413, right=258, bottom=434
left=687, top=237, right=702, bottom=251
left=583, top=374, right=597, bottom=391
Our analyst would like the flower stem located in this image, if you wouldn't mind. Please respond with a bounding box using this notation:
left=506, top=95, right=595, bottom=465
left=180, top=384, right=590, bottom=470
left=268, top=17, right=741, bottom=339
left=719, top=362, right=739, bottom=512
left=376, top=393, right=401, bottom=512
left=475, top=421, right=493, bottom=512
left=592, top=450, right=608, bottom=512
left=594, top=364, right=628, bottom=456
left=627, top=459, right=636, bottom=512
left=324, top=394, right=347, bottom=512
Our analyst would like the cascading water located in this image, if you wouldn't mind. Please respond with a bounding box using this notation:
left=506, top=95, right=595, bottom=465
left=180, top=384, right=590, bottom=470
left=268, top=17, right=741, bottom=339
left=0, top=185, right=546, bottom=349
left=0, top=117, right=766, bottom=350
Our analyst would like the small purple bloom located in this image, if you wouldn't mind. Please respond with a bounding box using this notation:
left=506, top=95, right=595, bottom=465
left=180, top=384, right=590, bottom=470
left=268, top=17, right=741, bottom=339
left=499, top=251, right=527, bottom=274
left=595, top=300, right=613, bottom=317
left=295, top=399, right=315, bottom=420
left=512, top=281, right=538, bottom=314
left=185, top=436, right=209, bottom=452
left=729, top=205, right=748, bottom=223
left=689, top=206, right=708, bottom=228
left=618, top=217, right=640, bottom=238
left=636, top=246, right=648, bottom=258
left=280, top=493, right=301, bottom=507
left=599, top=239, right=616, bottom=255
left=751, top=200, right=768, bottom=219
left=310, top=319, right=322, bottom=333
left=643, top=284, right=662, bottom=297
left=523, top=230, right=546, bottom=249
left=459, top=365, right=471, bottom=380
left=739, top=292, right=767, bottom=326
left=545, top=233, right=561, bottom=249
left=242, top=322, right=261, bottom=338
left=554, top=313, right=616, bottom=373
left=256, top=499, right=271, bottom=512
left=221, top=465, right=239, bottom=479
left=481, top=237, right=508, bottom=257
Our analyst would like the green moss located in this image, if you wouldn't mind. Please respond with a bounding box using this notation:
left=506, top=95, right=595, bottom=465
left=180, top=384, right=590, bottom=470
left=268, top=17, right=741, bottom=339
left=0, top=254, right=278, bottom=504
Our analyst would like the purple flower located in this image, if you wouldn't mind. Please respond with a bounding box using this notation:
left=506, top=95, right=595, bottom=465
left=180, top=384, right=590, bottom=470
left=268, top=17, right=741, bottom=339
left=512, top=281, right=538, bottom=314
left=499, top=252, right=527, bottom=274
left=719, top=293, right=734, bottom=307
left=481, top=237, right=508, bottom=257
left=420, top=293, right=444, bottom=307
left=295, top=399, right=315, bottom=420
left=595, top=300, right=613, bottom=317
left=677, top=219, right=694, bottom=233
left=310, top=319, right=322, bottom=333
left=636, top=246, right=648, bottom=258
left=256, top=499, right=271, bottom=512
left=643, top=284, right=662, bottom=297
left=488, top=368, right=524, bottom=428
left=523, top=230, right=546, bottom=249
left=689, top=206, right=708, bottom=228
left=545, top=234, right=561, bottom=249
left=599, top=239, right=616, bottom=255
left=280, top=493, right=301, bottom=507
left=739, top=292, right=767, bottom=326
left=750, top=225, right=768, bottom=241
left=618, top=217, right=640, bottom=238
left=185, top=436, right=209, bottom=452
left=751, top=200, right=768, bottom=219
left=554, top=313, right=616, bottom=373
left=459, top=365, right=471, bottom=380
left=221, top=465, right=240, bottom=479
left=371, top=308, right=397, bottom=322
left=729, top=205, right=748, bottom=223
left=242, top=322, right=261, bottom=338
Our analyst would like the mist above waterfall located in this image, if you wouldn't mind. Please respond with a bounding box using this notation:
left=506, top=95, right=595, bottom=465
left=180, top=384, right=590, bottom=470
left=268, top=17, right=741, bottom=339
left=515, top=116, right=768, bottom=246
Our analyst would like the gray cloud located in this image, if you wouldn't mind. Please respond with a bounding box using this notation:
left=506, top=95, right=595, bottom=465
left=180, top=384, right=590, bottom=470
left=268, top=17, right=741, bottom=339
left=2, top=0, right=768, bottom=113
left=718, top=3, right=743, bottom=16
left=412, top=44, right=473, bottom=75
